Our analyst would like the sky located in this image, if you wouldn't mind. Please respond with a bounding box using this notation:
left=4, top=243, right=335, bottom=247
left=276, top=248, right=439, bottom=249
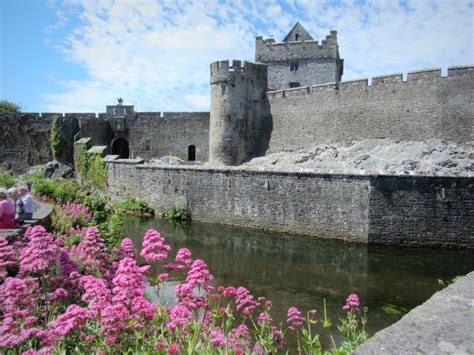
left=1, top=0, right=473, bottom=113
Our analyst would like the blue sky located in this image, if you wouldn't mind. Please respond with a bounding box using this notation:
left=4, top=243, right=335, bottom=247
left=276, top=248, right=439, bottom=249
left=1, top=0, right=473, bottom=113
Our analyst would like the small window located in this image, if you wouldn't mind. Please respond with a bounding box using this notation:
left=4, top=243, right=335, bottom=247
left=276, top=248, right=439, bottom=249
left=289, top=82, right=301, bottom=88
left=188, top=145, right=196, bottom=161
left=290, top=62, right=299, bottom=71
left=221, top=84, right=226, bottom=96
left=144, top=139, right=150, bottom=151
left=295, top=33, right=299, bottom=41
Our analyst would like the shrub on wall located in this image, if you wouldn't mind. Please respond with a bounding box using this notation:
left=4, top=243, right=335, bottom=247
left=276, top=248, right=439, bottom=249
left=50, top=117, right=67, bottom=160
left=75, top=145, right=108, bottom=189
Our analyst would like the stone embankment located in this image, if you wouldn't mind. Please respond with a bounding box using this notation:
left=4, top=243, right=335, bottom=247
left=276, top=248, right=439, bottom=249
left=242, top=139, right=473, bottom=176
left=0, top=201, right=53, bottom=240
left=355, top=271, right=474, bottom=354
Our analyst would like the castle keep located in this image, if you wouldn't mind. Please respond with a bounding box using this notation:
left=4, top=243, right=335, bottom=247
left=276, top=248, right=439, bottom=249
left=1, top=23, right=473, bottom=247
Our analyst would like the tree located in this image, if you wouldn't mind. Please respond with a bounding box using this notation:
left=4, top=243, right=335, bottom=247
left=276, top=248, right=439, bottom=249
left=0, top=100, right=22, bottom=112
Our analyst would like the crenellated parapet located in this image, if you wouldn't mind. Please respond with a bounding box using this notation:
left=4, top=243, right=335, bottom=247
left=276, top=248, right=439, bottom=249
left=266, top=65, right=474, bottom=99
left=255, top=30, right=339, bottom=62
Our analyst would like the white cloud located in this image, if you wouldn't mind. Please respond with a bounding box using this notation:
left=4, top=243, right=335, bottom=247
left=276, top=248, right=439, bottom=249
left=44, top=0, right=474, bottom=112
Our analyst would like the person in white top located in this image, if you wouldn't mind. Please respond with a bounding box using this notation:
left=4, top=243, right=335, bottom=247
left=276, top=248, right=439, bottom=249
left=19, top=187, right=34, bottom=220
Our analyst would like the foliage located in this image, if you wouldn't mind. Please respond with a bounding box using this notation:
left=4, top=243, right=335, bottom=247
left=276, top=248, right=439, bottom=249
left=83, top=195, right=109, bottom=225
left=166, top=198, right=189, bottom=221
left=0, top=172, right=16, bottom=188
left=50, top=117, right=67, bottom=160
left=0, top=99, right=21, bottom=112
left=0, top=222, right=370, bottom=354
left=32, top=178, right=80, bottom=204
left=380, top=303, right=408, bottom=315
left=75, top=146, right=108, bottom=189
left=115, top=198, right=154, bottom=215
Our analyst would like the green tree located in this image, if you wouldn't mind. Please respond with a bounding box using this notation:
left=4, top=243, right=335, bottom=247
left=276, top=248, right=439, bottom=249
left=0, top=100, right=21, bottom=112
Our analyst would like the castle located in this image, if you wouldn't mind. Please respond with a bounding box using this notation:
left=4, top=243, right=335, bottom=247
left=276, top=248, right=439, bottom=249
left=1, top=23, right=473, bottom=247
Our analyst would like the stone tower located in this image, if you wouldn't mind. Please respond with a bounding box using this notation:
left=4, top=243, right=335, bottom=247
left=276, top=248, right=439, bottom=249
left=209, top=60, right=271, bottom=165
left=255, top=22, right=344, bottom=90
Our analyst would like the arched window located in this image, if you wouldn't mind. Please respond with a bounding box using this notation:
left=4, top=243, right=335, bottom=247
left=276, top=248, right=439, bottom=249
left=112, top=138, right=130, bottom=159
left=188, top=145, right=196, bottom=161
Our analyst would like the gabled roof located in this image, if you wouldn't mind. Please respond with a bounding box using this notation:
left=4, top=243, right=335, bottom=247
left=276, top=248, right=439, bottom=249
left=283, top=22, right=314, bottom=42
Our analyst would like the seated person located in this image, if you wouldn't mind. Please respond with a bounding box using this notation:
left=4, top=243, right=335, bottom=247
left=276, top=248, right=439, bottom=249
left=19, top=187, right=34, bottom=220
left=0, top=189, right=17, bottom=229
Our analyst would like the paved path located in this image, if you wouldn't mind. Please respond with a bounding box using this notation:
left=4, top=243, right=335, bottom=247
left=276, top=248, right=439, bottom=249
left=355, top=271, right=474, bottom=354
left=0, top=201, right=53, bottom=239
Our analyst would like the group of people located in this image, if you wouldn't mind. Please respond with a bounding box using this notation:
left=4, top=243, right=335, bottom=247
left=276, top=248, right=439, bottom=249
left=0, top=187, right=34, bottom=229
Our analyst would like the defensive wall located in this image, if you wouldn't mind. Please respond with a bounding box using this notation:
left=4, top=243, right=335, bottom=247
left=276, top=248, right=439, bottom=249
left=0, top=111, right=209, bottom=173
left=266, top=65, right=474, bottom=153
left=106, top=159, right=473, bottom=249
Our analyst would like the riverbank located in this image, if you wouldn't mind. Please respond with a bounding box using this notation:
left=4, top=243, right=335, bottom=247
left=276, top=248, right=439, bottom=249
left=355, top=271, right=474, bottom=354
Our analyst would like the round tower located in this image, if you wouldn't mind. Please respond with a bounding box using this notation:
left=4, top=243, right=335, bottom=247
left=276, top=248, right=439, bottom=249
left=209, top=60, right=268, bottom=165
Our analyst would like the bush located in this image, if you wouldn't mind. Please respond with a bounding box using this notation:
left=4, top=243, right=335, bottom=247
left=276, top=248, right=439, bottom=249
left=0, top=99, right=21, bottom=112
left=166, top=198, right=189, bottom=221
left=32, top=178, right=80, bottom=203
left=115, top=198, right=154, bottom=215
left=0, top=172, right=16, bottom=188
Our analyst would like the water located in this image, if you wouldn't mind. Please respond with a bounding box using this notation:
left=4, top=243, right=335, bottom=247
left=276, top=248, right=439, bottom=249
left=122, top=215, right=474, bottom=342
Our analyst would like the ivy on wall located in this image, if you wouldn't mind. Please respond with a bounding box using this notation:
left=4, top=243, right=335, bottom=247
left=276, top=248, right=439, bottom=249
left=75, top=145, right=108, bottom=188
left=50, top=117, right=67, bottom=160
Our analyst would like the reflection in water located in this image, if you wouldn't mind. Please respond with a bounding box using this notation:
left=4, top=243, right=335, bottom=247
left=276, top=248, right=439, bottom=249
left=123, top=215, right=474, bottom=339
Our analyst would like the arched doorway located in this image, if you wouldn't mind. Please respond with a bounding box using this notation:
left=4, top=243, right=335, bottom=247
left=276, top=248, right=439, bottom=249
left=112, top=138, right=130, bottom=159
left=188, top=145, right=196, bottom=161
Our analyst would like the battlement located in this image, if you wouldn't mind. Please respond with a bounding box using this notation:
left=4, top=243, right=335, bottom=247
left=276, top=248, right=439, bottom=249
left=210, top=60, right=267, bottom=84
left=255, top=30, right=338, bottom=62
left=267, top=65, right=474, bottom=98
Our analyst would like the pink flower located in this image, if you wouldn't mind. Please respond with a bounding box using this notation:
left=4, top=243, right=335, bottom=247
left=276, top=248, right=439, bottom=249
left=209, top=327, right=226, bottom=348
left=44, top=305, right=94, bottom=345
left=235, top=287, right=258, bottom=316
left=343, top=293, right=360, bottom=312
left=167, top=344, right=180, bottom=355
left=158, top=273, right=169, bottom=280
left=80, top=275, right=112, bottom=314
left=175, top=283, right=205, bottom=310
left=59, top=251, right=80, bottom=278
left=101, top=303, right=131, bottom=338
left=78, top=227, right=106, bottom=264
left=287, top=307, right=305, bottom=331
left=140, top=229, right=170, bottom=262
left=222, top=286, right=236, bottom=297
left=186, top=259, right=214, bottom=291
left=19, top=226, right=58, bottom=275
left=118, top=238, right=136, bottom=259
left=0, top=237, right=16, bottom=279
left=112, top=257, right=148, bottom=309
left=258, top=311, right=273, bottom=325
left=132, top=296, right=156, bottom=321
left=49, top=288, right=69, bottom=300
left=167, top=304, right=193, bottom=330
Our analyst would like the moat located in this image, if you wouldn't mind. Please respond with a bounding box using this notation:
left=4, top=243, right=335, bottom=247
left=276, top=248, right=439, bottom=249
left=122, top=215, right=474, bottom=339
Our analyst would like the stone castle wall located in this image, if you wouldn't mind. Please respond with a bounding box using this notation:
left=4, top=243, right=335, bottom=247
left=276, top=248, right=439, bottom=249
left=106, top=160, right=473, bottom=248
left=0, top=112, right=83, bottom=173
left=117, top=112, right=210, bottom=162
left=267, top=66, right=474, bottom=152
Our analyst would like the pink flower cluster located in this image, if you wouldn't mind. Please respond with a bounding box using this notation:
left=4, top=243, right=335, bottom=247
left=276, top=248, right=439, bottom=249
left=60, top=203, right=92, bottom=225
left=20, top=226, right=58, bottom=275
left=140, top=229, right=171, bottom=262
left=0, top=218, right=367, bottom=353
left=0, top=237, right=16, bottom=279
left=287, top=307, right=305, bottom=331
left=343, top=293, right=360, bottom=312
